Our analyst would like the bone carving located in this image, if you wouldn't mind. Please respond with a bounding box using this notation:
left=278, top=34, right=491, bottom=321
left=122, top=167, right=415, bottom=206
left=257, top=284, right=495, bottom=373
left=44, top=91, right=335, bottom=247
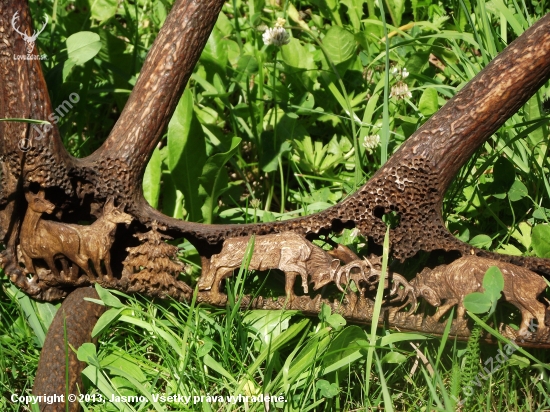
left=410, top=256, right=548, bottom=337
left=337, top=257, right=417, bottom=313
left=20, top=192, right=132, bottom=281
left=198, top=232, right=343, bottom=303
left=21, top=191, right=89, bottom=280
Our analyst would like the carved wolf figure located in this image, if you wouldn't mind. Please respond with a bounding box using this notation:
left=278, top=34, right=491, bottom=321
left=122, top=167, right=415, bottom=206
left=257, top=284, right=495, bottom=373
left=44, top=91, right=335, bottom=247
left=410, top=256, right=548, bottom=336
left=198, top=232, right=341, bottom=302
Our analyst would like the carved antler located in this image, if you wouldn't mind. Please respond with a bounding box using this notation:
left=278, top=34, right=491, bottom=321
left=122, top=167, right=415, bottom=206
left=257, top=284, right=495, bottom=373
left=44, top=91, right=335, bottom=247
left=0, top=1, right=548, bottom=409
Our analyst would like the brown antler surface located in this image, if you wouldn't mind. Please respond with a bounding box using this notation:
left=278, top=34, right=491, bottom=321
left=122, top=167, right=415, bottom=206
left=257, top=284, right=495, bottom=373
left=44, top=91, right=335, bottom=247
left=33, top=287, right=106, bottom=412
left=2, top=1, right=550, bottom=408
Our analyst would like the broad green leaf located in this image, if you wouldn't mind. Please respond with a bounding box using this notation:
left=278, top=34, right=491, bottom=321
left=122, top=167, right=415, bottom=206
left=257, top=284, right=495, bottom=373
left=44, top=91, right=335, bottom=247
left=167, top=87, right=206, bottom=221
left=482, top=266, right=504, bottom=302
left=197, top=340, right=213, bottom=357
left=508, top=354, right=530, bottom=369
left=322, top=26, right=356, bottom=65
left=326, top=313, right=346, bottom=330
left=91, top=0, right=118, bottom=22
left=243, top=310, right=297, bottom=349
left=199, top=136, right=241, bottom=223
left=385, top=0, right=406, bottom=26
left=340, top=0, right=366, bottom=31
left=532, top=225, right=550, bottom=258
left=281, top=38, right=308, bottom=68
left=201, top=27, right=228, bottom=76
left=235, top=55, right=258, bottom=82
left=9, top=286, right=46, bottom=346
left=95, top=283, right=123, bottom=308
left=381, top=352, right=407, bottom=364
left=203, top=354, right=238, bottom=383
left=316, top=379, right=339, bottom=398
left=418, top=87, right=439, bottom=116
left=101, top=352, right=148, bottom=384
left=323, top=326, right=366, bottom=378
left=143, top=147, right=161, bottom=209
left=463, top=292, right=492, bottom=314
left=82, top=365, right=126, bottom=411
left=497, top=243, right=523, bottom=256
left=66, top=31, right=102, bottom=65
left=469, top=234, right=492, bottom=249
left=92, top=307, right=124, bottom=338
left=508, top=179, right=528, bottom=202
left=510, top=222, right=532, bottom=249
left=533, top=207, right=550, bottom=221
left=379, top=332, right=428, bottom=346
left=77, top=342, right=100, bottom=367
left=489, top=157, right=516, bottom=197
left=34, top=301, right=58, bottom=334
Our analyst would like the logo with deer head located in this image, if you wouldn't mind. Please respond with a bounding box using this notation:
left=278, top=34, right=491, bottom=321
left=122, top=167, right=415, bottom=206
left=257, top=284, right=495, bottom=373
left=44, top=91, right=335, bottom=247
left=11, top=12, right=48, bottom=55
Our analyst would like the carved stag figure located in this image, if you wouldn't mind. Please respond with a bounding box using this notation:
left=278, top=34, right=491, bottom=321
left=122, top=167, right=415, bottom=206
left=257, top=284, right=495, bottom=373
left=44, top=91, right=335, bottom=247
left=410, top=256, right=548, bottom=336
left=337, top=257, right=417, bottom=313
left=198, top=232, right=341, bottom=302
left=20, top=191, right=89, bottom=279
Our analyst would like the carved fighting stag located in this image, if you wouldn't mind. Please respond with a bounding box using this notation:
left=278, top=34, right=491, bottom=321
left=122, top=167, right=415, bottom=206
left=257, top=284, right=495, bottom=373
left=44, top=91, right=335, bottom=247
left=198, top=232, right=342, bottom=303
left=336, top=257, right=417, bottom=313
left=1, top=0, right=550, bottom=410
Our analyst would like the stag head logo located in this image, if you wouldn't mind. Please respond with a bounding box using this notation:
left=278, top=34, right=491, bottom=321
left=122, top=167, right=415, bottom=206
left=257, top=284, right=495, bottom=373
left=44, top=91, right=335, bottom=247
left=11, top=12, right=48, bottom=55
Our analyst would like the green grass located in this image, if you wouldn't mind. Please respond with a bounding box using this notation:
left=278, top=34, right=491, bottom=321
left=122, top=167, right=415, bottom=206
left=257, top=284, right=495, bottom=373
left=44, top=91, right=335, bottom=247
left=2, top=0, right=550, bottom=410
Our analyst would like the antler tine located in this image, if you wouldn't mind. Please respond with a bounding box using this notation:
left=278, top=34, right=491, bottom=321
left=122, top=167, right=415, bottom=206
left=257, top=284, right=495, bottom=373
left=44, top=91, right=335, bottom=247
left=33, top=15, right=48, bottom=39
left=11, top=11, right=25, bottom=37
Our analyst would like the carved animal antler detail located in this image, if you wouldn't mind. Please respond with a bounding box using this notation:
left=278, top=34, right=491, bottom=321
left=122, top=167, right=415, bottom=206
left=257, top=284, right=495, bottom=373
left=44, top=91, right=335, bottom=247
left=11, top=11, right=47, bottom=54
left=2, top=1, right=550, bottom=409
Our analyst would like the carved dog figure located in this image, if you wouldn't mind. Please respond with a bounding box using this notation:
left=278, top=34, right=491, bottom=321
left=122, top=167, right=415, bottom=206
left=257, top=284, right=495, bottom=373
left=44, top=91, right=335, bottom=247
left=66, top=198, right=133, bottom=280
left=410, top=256, right=548, bottom=336
left=198, top=232, right=341, bottom=302
left=20, top=191, right=89, bottom=278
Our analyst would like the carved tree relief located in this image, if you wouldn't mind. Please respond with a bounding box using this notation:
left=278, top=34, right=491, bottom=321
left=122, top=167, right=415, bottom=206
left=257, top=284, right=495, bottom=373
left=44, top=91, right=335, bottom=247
left=1, top=0, right=550, bottom=410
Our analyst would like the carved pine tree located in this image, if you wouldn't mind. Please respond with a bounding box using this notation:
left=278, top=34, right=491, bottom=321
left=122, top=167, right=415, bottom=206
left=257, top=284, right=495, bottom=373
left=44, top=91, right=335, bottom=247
left=122, top=223, right=191, bottom=299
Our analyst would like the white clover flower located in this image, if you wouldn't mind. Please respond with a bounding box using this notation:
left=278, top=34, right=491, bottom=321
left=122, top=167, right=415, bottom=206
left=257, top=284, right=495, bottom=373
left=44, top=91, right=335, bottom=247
left=274, top=17, right=286, bottom=28
left=362, top=134, right=380, bottom=150
left=263, top=26, right=290, bottom=47
left=402, top=67, right=409, bottom=79
left=250, top=198, right=261, bottom=209
left=390, top=82, right=412, bottom=100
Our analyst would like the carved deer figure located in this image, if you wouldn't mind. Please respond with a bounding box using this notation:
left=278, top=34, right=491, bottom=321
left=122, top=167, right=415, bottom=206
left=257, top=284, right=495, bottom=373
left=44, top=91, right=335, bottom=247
left=410, top=256, right=548, bottom=336
left=66, top=198, right=133, bottom=280
left=20, top=191, right=89, bottom=279
left=198, top=232, right=341, bottom=302
left=11, top=11, right=47, bottom=54
left=21, top=192, right=132, bottom=281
